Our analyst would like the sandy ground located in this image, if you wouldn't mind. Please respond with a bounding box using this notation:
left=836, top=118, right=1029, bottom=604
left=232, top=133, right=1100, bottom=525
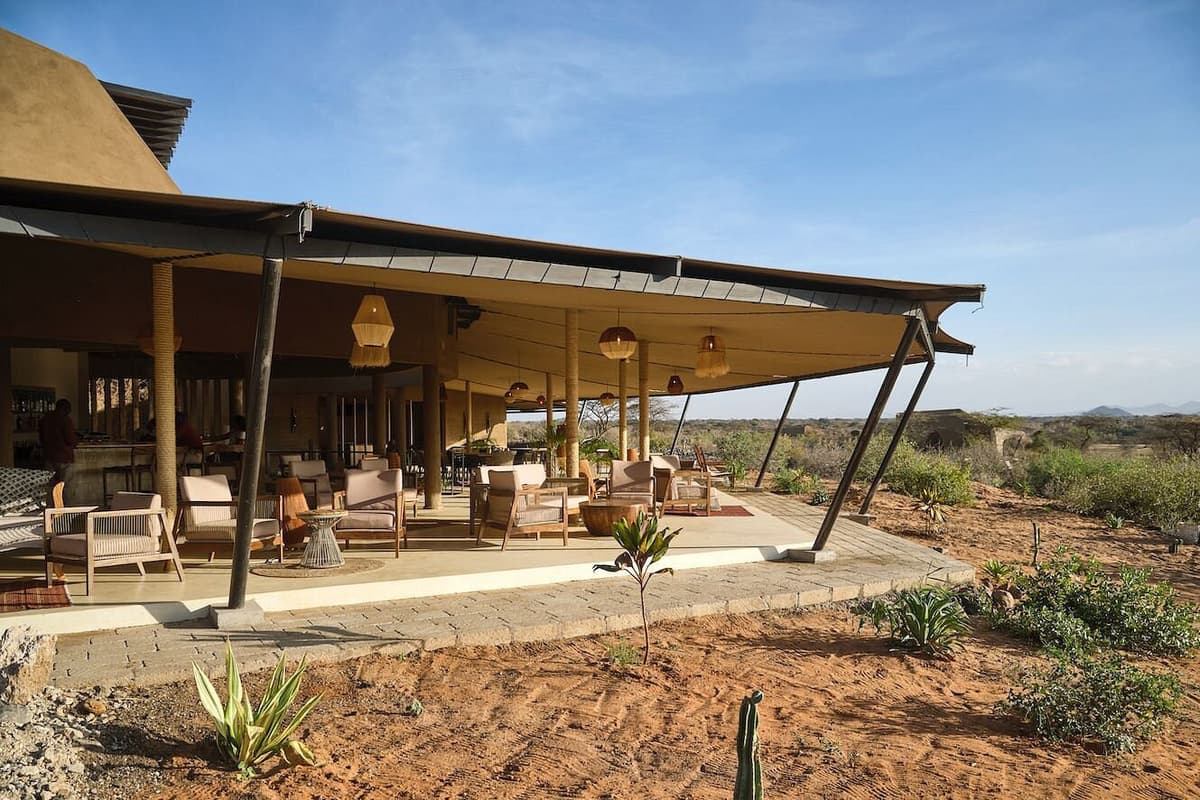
left=89, top=486, right=1200, bottom=799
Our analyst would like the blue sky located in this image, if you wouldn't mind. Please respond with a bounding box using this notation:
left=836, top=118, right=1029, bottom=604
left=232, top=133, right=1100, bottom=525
left=4, top=1, right=1198, bottom=418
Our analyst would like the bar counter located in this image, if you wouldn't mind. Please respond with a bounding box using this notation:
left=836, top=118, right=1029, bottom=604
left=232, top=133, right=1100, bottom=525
left=70, top=442, right=156, bottom=506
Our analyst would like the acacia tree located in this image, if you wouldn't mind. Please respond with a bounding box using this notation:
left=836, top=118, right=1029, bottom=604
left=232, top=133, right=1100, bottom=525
left=1152, top=415, right=1200, bottom=458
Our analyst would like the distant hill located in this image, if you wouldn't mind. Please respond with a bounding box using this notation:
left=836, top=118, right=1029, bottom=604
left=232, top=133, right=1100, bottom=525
left=1084, top=406, right=1133, bottom=417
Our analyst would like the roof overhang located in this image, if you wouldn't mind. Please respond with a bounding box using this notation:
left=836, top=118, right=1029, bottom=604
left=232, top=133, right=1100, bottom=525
left=0, top=177, right=984, bottom=398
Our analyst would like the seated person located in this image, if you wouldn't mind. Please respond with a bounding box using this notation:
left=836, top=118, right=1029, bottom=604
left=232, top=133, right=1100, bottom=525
left=175, top=411, right=204, bottom=449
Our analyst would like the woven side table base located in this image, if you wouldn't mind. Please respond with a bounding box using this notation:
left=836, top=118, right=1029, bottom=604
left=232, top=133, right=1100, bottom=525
left=297, top=510, right=348, bottom=569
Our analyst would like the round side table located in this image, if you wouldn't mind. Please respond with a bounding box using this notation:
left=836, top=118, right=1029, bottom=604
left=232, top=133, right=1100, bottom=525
left=578, top=500, right=646, bottom=537
left=297, top=509, right=348, bottom=569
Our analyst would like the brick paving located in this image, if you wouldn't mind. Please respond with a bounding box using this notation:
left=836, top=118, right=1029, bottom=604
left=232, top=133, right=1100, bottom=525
left=50, top=498, right=972, bottom=689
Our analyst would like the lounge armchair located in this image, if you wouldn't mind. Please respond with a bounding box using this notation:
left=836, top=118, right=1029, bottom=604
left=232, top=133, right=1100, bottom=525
left=607, top=460, right=657, bottom=514
left=334, top=468, right=407, bottom=557
left=359, top=456, right=389, bottom=471
left=276, top=476, right=311, bottom=548
left=0, top=468, right=56, bottom=554
left=470, top=465, right=588, bottom=537
left=44, top=491, right=183, bottom=595
left=174, top=474, right=282, bottom=562
left=693, top=445, right=733, bottom=487
left=478, top=469, right=568, bottom=550
left=289, top=459, right=333, bottom=509
left=662, top=470, right=713, bottom=516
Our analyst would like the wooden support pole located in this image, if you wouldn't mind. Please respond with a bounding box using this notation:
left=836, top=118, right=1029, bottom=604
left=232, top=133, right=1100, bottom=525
left=0, top=343, right=12, bottom=467
left=228, top=256, right=283, bottom=610
left=617, top=358, right=628, bottom=457
left=860, top=357, right=936, bottom=515
left=151, top=262, right=178, bottom=510
left=75, top=353, right=90, bottom=434
left=422, top=364, right=442, bottom=509
left=464, top=380, right=474, bottom=447
left=638, top=340, right=650, bottom=459
left=755, top=381, right=800, bottom=488
left=812, top=317, right=920, bottom=551
left=372, top=372, right=388, bottom=454
left=565, top=309, right=579, bottom=478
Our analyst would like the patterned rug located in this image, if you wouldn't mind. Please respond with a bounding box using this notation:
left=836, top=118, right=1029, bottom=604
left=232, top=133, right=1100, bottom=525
left=251, top=558, right=385, bottom=579
left=667, top=505, right=753, bottom=518
left=0, top=579, right=71, bottom=612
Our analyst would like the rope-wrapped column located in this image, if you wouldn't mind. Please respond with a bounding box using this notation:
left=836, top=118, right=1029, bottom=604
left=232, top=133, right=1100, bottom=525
left=544, top=372, right=554, bottom=476
left=464, top=381, right=474, bottom=446
left=617, top=357, right=628, bottom=458
left=422, top=364, right=442, bottom=509
left=373, top=373, right=388, bottom=454
left=152, top=262, right=177, bottom=510
left=638, top=340, right=651, bottom=459
left=564, top=310, right=579, bottom=478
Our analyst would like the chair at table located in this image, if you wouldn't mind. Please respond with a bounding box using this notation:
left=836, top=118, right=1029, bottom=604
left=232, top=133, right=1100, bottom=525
left=334, top=469, right=407, bottom=557
left=359, top=456, right=389, bottom=471
left=44, top=491, right=183, bottom=595
left=662, top=470, right=713, bottom=516
left=579, top=458, right=601, bottom=499
left=276, top=476, right=311, bottom=548
left=607, top=460, right=657, bottom=515
left=174, top=474, right=283, bottom=562
left=693, top=445, right=733, bottom=487
left=289, top=459, right=333, bottom=509
left=102, top=447, right=154, bottom=506
left=478, top=469, right=568, bottom=550
left=650, top=455, right=681, bottom=506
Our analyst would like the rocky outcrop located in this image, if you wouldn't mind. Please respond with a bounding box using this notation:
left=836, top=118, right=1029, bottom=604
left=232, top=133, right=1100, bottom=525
left=0, top=626, right=57, bottom=705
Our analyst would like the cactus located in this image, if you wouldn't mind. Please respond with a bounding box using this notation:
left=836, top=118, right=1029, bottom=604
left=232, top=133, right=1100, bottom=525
left=734, top=689, right=764, bottom=800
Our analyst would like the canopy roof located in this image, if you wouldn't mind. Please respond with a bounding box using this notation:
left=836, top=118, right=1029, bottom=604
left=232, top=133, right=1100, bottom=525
left=0, top=176, right=984, bottom=399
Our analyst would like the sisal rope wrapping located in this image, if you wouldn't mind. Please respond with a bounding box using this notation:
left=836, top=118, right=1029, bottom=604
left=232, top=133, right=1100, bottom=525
left=617, top=358, right=628, bottom=456
left=564, top=309, right=579, bottom=478
left=638, top=340, right=651, bottom=459
left=152, top=262, right=177, bottom=510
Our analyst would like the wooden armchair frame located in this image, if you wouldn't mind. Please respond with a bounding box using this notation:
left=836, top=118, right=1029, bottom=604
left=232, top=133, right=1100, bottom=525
left=44, top=504, right=184, bottom=595
left=478, top=485, right=569, bottom=551
left=171, top=495, right=284, bottom=562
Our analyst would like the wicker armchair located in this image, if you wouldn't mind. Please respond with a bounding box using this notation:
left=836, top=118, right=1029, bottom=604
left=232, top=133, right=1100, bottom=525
left=478, top=469, right=568, bottom=550
left=44, top=492, right=183, bottom=595
left=173, top=474, right=282, bottom=562
left=607, top=460, right=657, bottom=515
left=333, top=468, right=407, bottom=557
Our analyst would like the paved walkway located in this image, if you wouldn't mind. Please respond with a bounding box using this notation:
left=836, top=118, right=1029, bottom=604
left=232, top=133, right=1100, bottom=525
left=51, top=506, right=971, bottom=688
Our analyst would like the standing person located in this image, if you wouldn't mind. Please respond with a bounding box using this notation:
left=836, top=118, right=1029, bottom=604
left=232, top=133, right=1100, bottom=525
left=39, top=398, right=78, bottom=489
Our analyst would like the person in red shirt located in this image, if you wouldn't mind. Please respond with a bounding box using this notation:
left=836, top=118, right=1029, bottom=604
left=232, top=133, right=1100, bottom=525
left=38, top=399, right=78, bottom=486
left=175, top=411, right=204, bottom=449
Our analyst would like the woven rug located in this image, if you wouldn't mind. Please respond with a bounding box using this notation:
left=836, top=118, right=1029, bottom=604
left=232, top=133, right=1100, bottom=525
left=251, top=558, right=385, bottom=579
left=667, top=505, right=753, bottom=518
left=0, top=579, right=71, bottom=612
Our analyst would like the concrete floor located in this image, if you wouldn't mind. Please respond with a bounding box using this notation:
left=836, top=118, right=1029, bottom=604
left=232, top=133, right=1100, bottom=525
left=2, top=490, right=869, bottom=634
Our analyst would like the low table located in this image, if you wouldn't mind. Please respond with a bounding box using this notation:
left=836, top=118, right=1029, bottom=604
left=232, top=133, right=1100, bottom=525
left=297, top=509, right=347, bottom=569
left=578, top=500, right=646, bottom=537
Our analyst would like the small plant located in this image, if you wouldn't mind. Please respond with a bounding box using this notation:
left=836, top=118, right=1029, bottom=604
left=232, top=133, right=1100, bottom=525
left=1002, top=606, right=1095, bottom=653
left=594, top=511, right=682, bottom=664
left=1103, top=512, right=1124, bottom=529
left=809, top=487, right=830, bottom=506
left=402, top=698, right=424, bottom=717
left=733, top=690, right=764, bottom=800
left=858, top=585, right=970, bottom=658
left=914, top=489, right=949, bottom=534
left=998, top=651, right=1181, bottom=753
left=770, top=468, right=804, bottom=495
left=192, top=642, right=322, bottom=778
left=605, top=642, right=640, bottom=667
left=979, top=559, right=1016, bottom=588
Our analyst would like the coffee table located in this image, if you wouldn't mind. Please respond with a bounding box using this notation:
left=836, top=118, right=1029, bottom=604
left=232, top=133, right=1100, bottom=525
left=578, top=500, right=646, bottom=537
left=298, top=509, right=347, bottom=569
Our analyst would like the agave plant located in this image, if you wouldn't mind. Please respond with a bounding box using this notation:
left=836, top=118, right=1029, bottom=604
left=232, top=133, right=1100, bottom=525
left=980, top=559, right=1016, bottom=587
left=192, top=642, right=323, bottom=777
left=593, top=511, right=681, bottom=665
left=914, top=489, right=949, bottom=534
left=859, top=585, right=970, bottom=658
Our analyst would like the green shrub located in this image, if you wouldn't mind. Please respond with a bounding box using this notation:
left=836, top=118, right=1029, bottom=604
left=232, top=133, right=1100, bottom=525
left=858, top=586, right=970, bottom=657
left=1021, top=448, right=1114, bottom=499
left=1082, top=458, right=1200, bottom=531
left=770, top=467, right=818, bottom=496
left=1002, top=606, right=1095, bottom=653
left=854, top=438, right=974, bottom=506
left=605, top=642, right=641, bottom=667
left=714, top=430, right=777, bottom=484
left=1007, top=554, right=1200, bottom=657
left=998, top=651, right=1181, bottom=753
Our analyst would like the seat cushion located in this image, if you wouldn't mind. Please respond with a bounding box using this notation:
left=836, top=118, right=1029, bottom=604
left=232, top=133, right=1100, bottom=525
left=514, top=503, right=564, bottom=526
left=672, top=483, right=709, bottom=499
left=51, top=533, right=158, bottom=558
left=337, top=510, right=396, bottom=530
left=565, top=494, right=589, bottom=512
left=610, top=491, right=654, bottom=506
left=183, top=517, right=279, bottom=543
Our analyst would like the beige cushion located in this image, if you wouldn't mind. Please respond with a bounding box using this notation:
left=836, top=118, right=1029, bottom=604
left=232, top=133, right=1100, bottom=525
left=610, top=491, right=655, bottom=507
left=179, top=475, right=234, bottom=528
left=51, top=534, right=157, bottom=558
left=182, top=517, right=279, bottom=543
left=565, top=494, right=588, bottom=512
left=345, top=469, right=403, bottom=510
left=337, top=510, right=396, bottom=531
left=289, top=460, right=328, bottom=479
left=513, top=464, right=546, bottom=488
left=359, top=457, right=389, bottom=471
left=611, top=460, right=653, bottom=494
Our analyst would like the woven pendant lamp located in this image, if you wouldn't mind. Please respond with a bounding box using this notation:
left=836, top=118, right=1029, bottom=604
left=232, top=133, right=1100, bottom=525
left=349, top=342, right=391, bottom=369
left=667, top=375, right=685, bottom=395
left=599, top=391, right=616, bottom=406
left=351, top=294, right=394, bottom=348
left=508, top=380, right=531, bottom=401
left=598, top=310, right=637, bottom=360
left=695, top=334, right=730, bottom=378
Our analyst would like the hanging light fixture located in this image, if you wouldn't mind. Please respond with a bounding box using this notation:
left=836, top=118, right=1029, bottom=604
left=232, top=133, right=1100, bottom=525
left=598, top=310, right=638, bottom=360
left=351, top=293, right=395, bottom=348
left=536, top=394, right=547, bottom=407
left=508, top=379, right=531, bottom=399
left=349, top=342, right=391, bottom=369
left=504, top=390, right=515, bottom=404
left=136, top=324, right=182, bottom=356
left=695, top=332, right=730, bottom=378
left=667, top=375, right=685, bottom=395
left=599, top=391, right=616, bottom=406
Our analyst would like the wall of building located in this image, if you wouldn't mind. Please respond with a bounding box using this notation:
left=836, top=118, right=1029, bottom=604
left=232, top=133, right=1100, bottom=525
left=11, top=347, right=79, bottom=410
